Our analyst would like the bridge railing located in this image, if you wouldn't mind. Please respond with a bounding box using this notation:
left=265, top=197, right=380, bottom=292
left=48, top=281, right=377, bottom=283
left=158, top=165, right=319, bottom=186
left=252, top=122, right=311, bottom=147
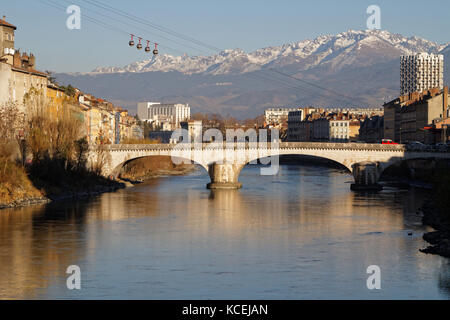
left=96, top=142, right=409, bottom=152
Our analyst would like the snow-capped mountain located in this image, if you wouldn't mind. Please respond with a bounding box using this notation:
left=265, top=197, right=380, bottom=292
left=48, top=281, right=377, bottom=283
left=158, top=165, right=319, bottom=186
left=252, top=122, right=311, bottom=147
left=56, top=30, right=450, bottom=118
left=91, top=30, right=448, bottom=75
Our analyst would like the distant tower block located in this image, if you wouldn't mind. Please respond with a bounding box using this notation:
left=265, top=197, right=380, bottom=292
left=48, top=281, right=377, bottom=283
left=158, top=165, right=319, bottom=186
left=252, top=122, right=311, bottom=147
left=400, top=53, right=444, bottom=96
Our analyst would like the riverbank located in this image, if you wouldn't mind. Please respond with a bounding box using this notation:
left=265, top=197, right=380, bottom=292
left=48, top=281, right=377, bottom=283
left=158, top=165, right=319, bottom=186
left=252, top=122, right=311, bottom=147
left=380, top=159, right=450, bottom=258
left=118, top=156, right=196, bottom=182
left=1, top=156, right=196, bottom=210
left=420, top=199, right=450, bottom=258
left=419, top=171, right=450, bottom=258
left=0, top=172, right=126, bottom=210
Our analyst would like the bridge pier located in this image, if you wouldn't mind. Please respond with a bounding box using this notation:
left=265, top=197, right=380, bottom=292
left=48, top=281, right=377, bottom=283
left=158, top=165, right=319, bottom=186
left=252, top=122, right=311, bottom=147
left=207, top=162, right=244, bottom=190
left=351, top=162, right=382, bottom=191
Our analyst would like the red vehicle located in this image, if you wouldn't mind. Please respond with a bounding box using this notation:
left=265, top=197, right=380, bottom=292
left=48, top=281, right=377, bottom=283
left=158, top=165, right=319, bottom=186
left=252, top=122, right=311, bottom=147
left=381, top=139, right=398, bottom=145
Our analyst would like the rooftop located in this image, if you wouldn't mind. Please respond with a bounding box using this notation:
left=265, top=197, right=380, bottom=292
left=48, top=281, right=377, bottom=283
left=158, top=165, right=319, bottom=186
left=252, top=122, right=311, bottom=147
left=384, top=87, right=448, bottom=108
left=0, top=16, right=17, bottom=30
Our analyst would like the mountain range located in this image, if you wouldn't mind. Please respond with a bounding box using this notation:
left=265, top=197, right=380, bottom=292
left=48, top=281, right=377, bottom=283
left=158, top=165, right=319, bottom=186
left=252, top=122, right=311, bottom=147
left=55, top=30, right=450, bottom=118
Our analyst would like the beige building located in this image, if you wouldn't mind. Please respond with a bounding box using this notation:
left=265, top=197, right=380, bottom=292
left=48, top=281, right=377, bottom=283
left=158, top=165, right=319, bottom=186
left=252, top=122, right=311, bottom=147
left=384, top=87, right=449, bottom=144
left=0, top=16, right=47, bottom=111
left=289, top=112, right=356, bottom=143
left=349, top=120, right=361, bottom=142
left=1, top=16, right=145, bottom=147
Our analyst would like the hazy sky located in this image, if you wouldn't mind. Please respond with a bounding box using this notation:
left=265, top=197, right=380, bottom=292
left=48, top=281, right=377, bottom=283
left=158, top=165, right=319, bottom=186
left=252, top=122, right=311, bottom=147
left=2, top=0, right=450, bottom=72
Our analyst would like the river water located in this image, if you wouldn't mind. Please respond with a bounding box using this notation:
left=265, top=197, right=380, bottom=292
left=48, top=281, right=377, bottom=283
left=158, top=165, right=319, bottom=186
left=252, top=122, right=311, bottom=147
left=0, top=163, right=449, bottom=299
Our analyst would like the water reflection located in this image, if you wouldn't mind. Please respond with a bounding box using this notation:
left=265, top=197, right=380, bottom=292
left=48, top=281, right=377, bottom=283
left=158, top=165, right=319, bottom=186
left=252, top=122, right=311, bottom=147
left=0, top=164, right=449, bottom=299
left=0, top=202, right=89, bottom=299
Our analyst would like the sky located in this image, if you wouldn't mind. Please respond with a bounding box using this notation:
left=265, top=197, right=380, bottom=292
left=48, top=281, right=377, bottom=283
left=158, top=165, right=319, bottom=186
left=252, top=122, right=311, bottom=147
left=2, top=0, right=450, bottom=73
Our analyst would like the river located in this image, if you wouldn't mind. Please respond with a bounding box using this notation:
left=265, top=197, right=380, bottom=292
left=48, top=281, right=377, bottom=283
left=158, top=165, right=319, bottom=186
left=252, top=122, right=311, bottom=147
left=0, top=163, right=449, bottom=299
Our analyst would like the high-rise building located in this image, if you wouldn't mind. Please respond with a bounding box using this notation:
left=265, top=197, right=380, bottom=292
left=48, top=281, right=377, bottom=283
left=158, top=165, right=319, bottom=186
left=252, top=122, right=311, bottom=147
left=400, top=53, right=444, bottom=96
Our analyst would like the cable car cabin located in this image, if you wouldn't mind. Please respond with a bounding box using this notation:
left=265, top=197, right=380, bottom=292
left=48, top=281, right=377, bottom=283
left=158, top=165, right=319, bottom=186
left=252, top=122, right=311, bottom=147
left=381, top=139, right=398, bottom=145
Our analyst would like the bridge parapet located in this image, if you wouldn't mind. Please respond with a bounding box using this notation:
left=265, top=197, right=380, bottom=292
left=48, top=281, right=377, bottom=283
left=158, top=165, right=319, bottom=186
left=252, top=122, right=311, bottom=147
left=97, top=142, right=407, bottom=152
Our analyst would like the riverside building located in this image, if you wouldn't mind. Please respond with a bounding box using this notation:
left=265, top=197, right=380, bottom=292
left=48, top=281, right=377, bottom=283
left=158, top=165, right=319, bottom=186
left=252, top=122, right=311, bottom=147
left=384, top=87, right=449, bottom=144
left=0, top=16, right=48, bottom=110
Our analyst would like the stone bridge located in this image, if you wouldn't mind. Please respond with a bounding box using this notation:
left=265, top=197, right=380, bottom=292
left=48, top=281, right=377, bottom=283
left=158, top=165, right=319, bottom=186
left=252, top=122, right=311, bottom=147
left=87, top=142, right=450, bottom=190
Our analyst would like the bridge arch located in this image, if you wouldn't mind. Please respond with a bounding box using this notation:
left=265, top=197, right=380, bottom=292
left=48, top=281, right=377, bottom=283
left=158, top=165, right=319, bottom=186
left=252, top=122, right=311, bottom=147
left=245, top=153, right=354, bottom=173
left=108, top=155, right=209, bottom=180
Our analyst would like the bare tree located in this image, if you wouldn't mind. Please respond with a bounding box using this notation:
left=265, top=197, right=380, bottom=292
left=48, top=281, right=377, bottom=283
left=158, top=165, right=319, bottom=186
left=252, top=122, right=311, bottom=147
left=24, top=88, right=83, bottom=169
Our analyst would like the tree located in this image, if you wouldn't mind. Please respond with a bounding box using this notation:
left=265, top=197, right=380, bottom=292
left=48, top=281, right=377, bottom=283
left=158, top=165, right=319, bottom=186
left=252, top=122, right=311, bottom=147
left=134, top=114, right=143, bottom=126
left=64, top=85, right=76, bottom=97
left=59, top=84, right=76, bottom=97
left=75, top=137, right=89, bottom=169
left=45, top=70, right=57, bottom=84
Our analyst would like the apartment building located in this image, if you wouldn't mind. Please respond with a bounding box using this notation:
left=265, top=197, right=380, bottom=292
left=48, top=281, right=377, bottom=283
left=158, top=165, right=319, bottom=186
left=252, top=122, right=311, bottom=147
left=287, top=111, right=359, bottom=143
left=384, top=87, right=450, bottom=144
left=329, top=118, right=350, bottom=142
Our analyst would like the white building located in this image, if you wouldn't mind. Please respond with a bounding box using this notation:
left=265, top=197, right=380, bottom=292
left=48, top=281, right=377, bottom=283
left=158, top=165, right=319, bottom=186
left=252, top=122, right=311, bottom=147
left=329, top=119, right=350, bottom=142
left=310, top=118, right=350, bottom=142
left=137, top=102, right=190, bottom=128
left=400, top=53, right=444, bottom=96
